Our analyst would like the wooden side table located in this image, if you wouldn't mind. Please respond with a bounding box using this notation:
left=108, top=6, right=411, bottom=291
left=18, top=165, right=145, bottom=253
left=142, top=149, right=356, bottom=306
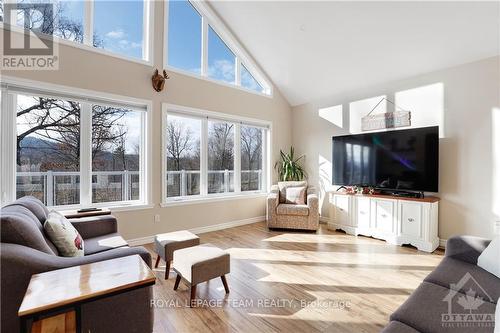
left=18, top=255, right=156, bottom=333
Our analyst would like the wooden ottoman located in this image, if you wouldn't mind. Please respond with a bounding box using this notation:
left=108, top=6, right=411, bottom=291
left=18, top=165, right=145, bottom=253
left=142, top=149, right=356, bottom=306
left=154, top=230, right=200, bottom=279
left=172, top=244, right=230, bottom=306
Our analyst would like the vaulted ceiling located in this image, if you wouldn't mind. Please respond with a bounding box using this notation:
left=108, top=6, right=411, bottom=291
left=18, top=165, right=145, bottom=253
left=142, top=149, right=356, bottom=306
left=210, top=1, right=500, bottom=106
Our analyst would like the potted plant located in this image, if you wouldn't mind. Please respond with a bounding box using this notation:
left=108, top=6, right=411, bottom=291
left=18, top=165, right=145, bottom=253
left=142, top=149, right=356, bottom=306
left=274, top=147, right=306, bottom=181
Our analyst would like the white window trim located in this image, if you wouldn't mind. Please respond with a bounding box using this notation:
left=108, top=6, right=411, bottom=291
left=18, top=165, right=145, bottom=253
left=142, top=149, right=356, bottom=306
left=162, top=103, right=272, bottom=206
left=163, top=0, right=273, bottom=96
left=0, top=0, right=154, bottom=66
left=0, top=75, right=152, bottom=210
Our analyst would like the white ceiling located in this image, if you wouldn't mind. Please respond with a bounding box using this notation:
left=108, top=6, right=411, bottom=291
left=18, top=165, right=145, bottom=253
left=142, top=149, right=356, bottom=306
left=210, top=1, right=500, bottom=106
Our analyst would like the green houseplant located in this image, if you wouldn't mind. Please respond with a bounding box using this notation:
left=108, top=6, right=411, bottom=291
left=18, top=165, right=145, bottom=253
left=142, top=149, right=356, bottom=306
left=274, top=147, right=306, bottom=181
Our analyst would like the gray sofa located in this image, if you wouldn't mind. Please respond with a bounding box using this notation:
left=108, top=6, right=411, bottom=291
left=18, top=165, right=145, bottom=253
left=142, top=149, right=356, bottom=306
left=382, top=235, right=499, bottom=333
left=1, top=196, right=154, bottom=333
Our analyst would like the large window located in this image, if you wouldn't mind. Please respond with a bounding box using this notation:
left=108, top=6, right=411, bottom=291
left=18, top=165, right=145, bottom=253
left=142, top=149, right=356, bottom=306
left=3, top=0, right=151, bottom=61
left=16, top=94, right=82, bottom=206
left=1, top=85, right=149, bottom=208
left=91, top=105, right=143, bottom=203
left=166, top=0, right=271, bottom=95
left=167, top=0, right=201, bottom=74
left=165, top=114, right=201, bottom=197
left=208, top=120, right=234, bottom=193
left=163, top=106, right=269, bottom=202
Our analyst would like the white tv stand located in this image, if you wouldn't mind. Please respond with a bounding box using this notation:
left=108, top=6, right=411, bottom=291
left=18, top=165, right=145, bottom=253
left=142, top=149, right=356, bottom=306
left=328, top=192, right=439, bottom=252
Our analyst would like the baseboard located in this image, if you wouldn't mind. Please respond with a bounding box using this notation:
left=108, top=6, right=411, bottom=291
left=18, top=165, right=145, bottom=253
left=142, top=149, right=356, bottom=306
left=319, top=216, right=331, bottom=224
left=126, top=216, right=265, bottom=246
left=439, top=238, right=447, bottom=248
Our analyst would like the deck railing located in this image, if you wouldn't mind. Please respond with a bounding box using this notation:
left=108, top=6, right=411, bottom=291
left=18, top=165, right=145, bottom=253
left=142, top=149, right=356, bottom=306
left=16, top=169, right=262, bottom=205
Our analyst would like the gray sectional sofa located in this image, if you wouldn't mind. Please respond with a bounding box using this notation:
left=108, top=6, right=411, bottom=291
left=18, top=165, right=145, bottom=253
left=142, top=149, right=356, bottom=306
left=382, top=235, right=499, bottom=333
left=0, top=196, right=154, bottom=333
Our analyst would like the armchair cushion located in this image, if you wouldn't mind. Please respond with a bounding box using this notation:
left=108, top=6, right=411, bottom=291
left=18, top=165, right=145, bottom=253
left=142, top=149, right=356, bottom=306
left=277, top=204, right=309, bottom=216
left=278, top=181, right=307, bottom=203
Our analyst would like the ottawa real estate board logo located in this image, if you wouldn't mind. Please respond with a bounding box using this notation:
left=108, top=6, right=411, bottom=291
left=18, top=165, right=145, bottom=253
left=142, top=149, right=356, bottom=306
left=441, top=272, right=495, bottom=329
left=1, top=2, right=59, bottom=70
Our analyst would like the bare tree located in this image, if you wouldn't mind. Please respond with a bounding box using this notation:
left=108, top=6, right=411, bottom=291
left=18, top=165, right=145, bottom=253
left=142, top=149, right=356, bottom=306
left=166, top=120, right=194, bottom=171
left=241, top=126, right=262, bottom=170
left=13, top=1, right=103, bottom=47
left=17, top=97, right=128, bottom=171
left=208, top=123, right=234, bottom=170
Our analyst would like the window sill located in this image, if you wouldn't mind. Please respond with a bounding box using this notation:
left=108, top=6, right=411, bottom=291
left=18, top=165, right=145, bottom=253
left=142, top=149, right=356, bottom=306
left=55, top=203, right=154, bottom=214
left=160, top=192, right=268, bottom=207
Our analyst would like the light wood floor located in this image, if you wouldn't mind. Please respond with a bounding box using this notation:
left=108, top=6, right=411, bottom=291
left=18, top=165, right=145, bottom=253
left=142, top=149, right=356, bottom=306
left=144, top=222, right=444, bottom=333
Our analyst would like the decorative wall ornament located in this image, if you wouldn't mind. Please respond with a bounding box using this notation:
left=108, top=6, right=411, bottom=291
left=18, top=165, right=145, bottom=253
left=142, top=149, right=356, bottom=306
left=361, top=97, right=411, bottom=131
left=152, top=69, right=170, bottom=92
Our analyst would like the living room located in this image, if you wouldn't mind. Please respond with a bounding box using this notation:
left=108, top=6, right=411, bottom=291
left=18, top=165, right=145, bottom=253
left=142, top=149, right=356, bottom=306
left=0, top=1, right=499, bottom=332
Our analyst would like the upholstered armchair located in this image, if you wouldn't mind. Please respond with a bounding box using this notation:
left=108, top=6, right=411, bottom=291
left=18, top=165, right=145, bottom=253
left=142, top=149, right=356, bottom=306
left=266, top=181, right=319, bottom=231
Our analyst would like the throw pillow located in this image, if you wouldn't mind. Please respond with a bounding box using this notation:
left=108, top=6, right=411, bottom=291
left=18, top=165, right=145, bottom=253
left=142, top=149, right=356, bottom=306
left=285, top=186, right=306, bottom=205
left=477, top=236, right=500, bottom=278
left=44, top=211, right=84, bottom=257
left=278, top=181, right=307, bottom=203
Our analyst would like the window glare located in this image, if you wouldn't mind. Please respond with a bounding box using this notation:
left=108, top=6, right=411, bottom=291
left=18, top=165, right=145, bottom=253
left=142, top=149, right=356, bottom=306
left=168, top=0, right=202, bottom=74
left=207, top=26, right=236, bottom=84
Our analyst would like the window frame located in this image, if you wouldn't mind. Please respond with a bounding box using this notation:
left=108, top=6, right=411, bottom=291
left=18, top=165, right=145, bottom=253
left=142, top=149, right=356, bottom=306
left=161, top=103, right=271, bottom=206
left=0, top=0, right=154, bottom=65
left=164, top=0, right=272, bottom=97
left=0, top=75, right=152, bottom=210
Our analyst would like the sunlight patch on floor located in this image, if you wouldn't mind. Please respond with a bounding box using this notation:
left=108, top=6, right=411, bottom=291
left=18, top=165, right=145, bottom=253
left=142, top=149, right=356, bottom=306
left=262, top=233, right=392, bottom=245
left=226, top=247, right=442, bottom=266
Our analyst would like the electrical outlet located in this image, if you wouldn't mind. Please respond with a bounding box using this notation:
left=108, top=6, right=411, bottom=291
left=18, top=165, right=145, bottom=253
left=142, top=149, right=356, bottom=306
left=154, top=214, right=160, bottom=223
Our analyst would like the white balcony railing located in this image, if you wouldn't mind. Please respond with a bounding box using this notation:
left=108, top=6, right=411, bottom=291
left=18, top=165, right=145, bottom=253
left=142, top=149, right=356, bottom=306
left=16, top=169, right=263, bottom=206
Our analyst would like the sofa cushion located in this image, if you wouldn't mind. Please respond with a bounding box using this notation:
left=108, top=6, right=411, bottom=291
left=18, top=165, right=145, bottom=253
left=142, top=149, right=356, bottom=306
left=425, top=257, right=500, bottom=304
left=0, top=205, right=58, bottom=255
left=381, top=321, right=421, bottom=333
left=4, top=196, right=49, bottom=224
left=44, top=211, right=84, bottom=257
left=391, top=281, right=496, bottom=333
left=277, top=204, right=309, bottom=216
left=278, top=181, right=307, bottom=203
left=285, top=186, right=306, bottom=205
left=478, top=236, right=500, bottom=279
left=84, top=233, right=128, bottom=255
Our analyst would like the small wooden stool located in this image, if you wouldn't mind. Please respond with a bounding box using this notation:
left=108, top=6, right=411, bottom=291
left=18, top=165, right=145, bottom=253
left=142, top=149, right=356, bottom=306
left=154, top=230, right=200, bottom=279
left=172, top=244, right=230, bottom=307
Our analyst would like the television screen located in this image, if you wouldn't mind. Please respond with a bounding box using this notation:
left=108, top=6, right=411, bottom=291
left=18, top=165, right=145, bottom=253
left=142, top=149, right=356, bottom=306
left=332, top=126, right=439, bottom=192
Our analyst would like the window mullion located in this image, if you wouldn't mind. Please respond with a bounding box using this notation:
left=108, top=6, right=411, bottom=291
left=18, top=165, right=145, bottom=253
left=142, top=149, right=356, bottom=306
left=201, top=16, right=208, bottom=76
left=200, top=117, right=208, bottom=196
left=235, top=59, right=241, bottom=86
left=234, top=123, right=241, bottom=193
left=262, top=129, right=269, bottom=191
left=143, top=0, right=151, bottom=61
left=0, top=91, right=16, bottom=205
left=84, top=0, right=94, bottom=46
left=80, top=103, right=92, bottom=206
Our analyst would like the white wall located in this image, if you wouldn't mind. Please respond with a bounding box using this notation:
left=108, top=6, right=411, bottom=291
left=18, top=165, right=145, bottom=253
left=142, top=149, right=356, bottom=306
left=292, top=56, right=500, bottom=240
left=0, top=2, right=292, bottom=241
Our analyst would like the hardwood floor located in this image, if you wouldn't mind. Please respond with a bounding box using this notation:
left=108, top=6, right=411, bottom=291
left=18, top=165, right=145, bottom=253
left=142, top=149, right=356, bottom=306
left=144, top=222, right=444, bottom=333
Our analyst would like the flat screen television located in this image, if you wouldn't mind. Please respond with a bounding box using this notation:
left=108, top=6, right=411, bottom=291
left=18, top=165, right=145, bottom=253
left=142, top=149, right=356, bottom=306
left=332, top=126, right=439, bottom=192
